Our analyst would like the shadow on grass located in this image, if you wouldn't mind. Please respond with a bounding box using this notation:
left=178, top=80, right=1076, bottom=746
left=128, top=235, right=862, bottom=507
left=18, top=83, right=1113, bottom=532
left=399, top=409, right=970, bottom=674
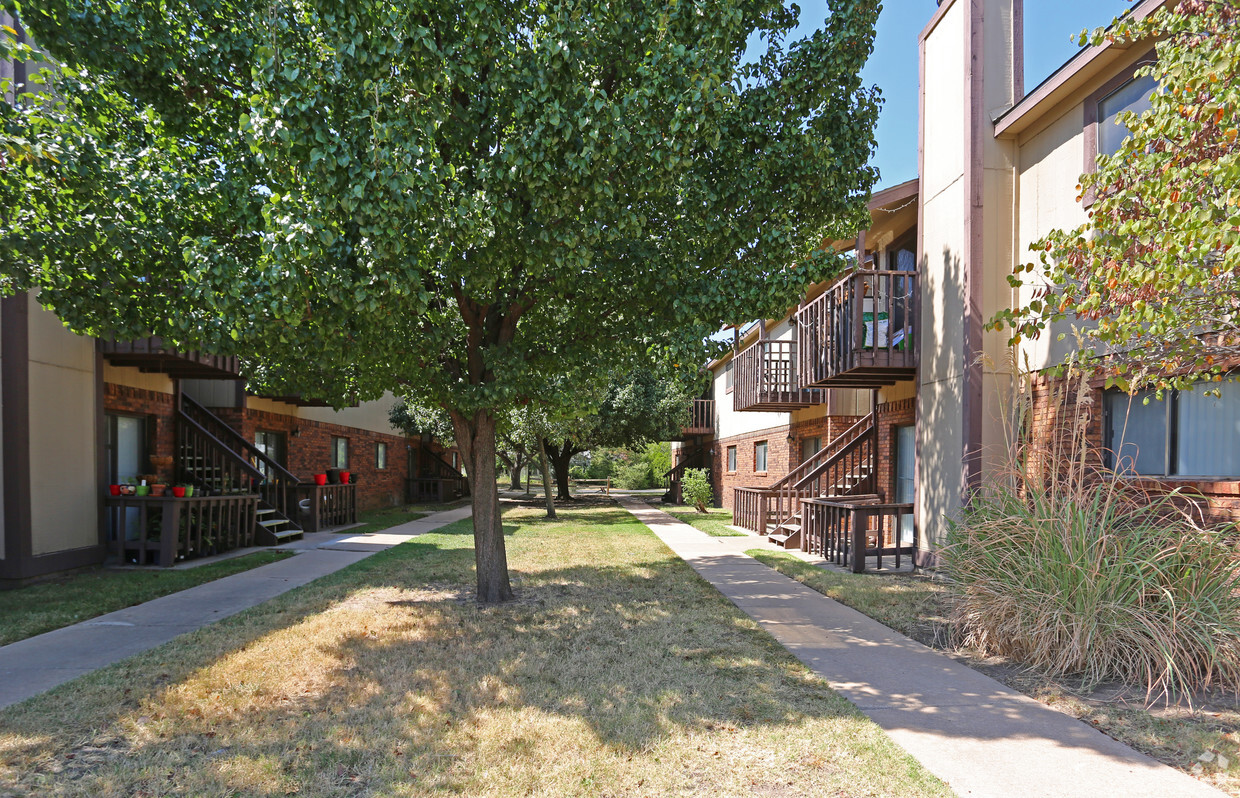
left=0, top=509, right=865, bottom=795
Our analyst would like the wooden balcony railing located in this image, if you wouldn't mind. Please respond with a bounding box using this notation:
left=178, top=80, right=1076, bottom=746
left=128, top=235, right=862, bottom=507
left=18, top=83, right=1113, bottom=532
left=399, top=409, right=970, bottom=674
left=683, top=399, right=714, bottom=435
left=296, top=484, right=357, bottom=534
left=802, top=499, right=916, bottom=572
left=98, top=336, right=241, bottom=379
left=733, top=486, right=779, bottom=535
left=105, top=494, right=259, bottom=566
left=797, top=271, right=918, bottom=388
left=733, top=339, right=825, bottom=412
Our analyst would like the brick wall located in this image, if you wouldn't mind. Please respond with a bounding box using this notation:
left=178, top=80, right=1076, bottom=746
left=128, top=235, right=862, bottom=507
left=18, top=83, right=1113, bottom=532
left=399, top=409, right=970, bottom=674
left=789, top=414, right=863, bottom=469
left=709, top=425, right=792, bottom=511
left=1026, top=373, right=1240, bottom=525
left=875, top=399, right=916, bottom=501
left=103, top=383, right=177, bottom=483
left=212, top=406, right=421, bottom=512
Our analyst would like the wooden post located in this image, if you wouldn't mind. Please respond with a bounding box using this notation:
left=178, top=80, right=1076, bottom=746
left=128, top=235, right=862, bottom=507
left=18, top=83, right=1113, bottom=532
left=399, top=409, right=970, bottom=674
left=850, top=506, right=866, bottom=573
left=159, top=500, right=180, bottom=567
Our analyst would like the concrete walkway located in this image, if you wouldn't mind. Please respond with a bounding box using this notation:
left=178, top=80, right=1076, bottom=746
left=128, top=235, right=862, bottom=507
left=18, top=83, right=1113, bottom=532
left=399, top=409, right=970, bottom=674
left=621, top=499, right=1224, bottom=798
left=0, top=504, right=473, bottom=710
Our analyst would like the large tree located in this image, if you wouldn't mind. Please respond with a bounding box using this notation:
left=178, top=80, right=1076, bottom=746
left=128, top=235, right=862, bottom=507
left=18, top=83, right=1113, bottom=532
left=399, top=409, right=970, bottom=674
left=992, top=0, right=1239, bottom=392
left=0, top=0, right=880, bottom=602
left=542, top=367, right=700, bottom=500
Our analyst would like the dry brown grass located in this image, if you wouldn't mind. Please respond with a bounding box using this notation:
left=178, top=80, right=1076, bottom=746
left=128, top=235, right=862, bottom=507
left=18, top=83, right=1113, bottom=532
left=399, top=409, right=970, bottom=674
left=0, top=506, right=950, bottom=797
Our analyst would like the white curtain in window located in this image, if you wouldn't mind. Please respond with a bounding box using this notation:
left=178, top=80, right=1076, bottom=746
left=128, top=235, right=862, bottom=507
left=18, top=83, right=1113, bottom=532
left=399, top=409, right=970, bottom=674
left=1176, top=382, right=1240, bottom=477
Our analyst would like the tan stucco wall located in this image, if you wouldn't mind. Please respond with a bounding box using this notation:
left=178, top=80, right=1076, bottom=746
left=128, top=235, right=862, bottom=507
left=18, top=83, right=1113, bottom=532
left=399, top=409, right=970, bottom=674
left=293, top=392, right=406, bottom=437
left=103, top=363, right=175, bottom=395
left=713, top=359, right=792, bottom=440
left=1015, top=101, right=1093, bottom=370
left=27, top=297, right=98, bottom=556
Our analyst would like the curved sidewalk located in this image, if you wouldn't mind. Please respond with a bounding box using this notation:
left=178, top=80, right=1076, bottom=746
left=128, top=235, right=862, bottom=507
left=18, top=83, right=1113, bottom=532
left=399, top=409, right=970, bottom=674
left=621, top=499, right=1224, bottom=798
left=0, top=504, right=473, bottom=710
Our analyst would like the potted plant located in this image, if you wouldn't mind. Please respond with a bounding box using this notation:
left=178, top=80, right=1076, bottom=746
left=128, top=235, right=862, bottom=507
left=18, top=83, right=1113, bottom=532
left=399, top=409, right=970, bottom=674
left=182, top=483, right=195, bottom=498
left=135, top=484, right=150, bottom=497
left=326, top=468, right=342, bottom=484
left=108, top=484, right=121, bottom=496
left=150, top=482, right=167, bottom=497
left=340, top=470, right=351, bottom=485
left=314, top=473, right=328, bottom=486
left=172, top=485, right=186, bottom=498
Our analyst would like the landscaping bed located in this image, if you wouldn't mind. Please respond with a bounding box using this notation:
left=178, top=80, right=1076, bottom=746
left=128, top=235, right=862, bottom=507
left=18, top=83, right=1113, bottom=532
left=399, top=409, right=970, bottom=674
left=0, top=506, right=949, bottom=797
left=748, top=548, right=1240, bottom=796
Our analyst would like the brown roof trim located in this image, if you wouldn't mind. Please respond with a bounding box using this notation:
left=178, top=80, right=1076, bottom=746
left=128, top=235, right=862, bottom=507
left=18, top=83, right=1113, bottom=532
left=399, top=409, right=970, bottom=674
left=919, top=0, right=958, bottom=44
left=993, top=0, right=1166, bottom=139
left=869, top=177, right=918, bottom=211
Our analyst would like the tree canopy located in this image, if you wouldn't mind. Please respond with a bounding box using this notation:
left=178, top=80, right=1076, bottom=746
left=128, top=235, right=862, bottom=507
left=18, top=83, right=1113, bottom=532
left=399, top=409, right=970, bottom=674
left=992, top=0, right=1239, bottom=392
left=0, top=0, right=881, bottom=601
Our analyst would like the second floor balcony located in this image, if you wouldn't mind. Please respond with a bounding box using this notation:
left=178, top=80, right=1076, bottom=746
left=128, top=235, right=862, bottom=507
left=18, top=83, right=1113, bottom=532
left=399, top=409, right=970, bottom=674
left=797, top=270, right=918, bottom=388
left=733, top=339, right=825, bottom=412
left=98, top=336, right=241, bottom=380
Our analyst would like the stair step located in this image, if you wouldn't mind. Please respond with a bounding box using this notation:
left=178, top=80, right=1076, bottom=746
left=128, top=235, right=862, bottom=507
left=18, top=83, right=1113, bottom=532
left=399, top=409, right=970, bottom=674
left=256, top=508, right=277, bottom=516
left=268, top=527, right=303, bottom=541
left=776, top=523, right=801, bottom=533
left=259, top=518, right=288, bottom=529
left=768, top=533, right=793, bottom=545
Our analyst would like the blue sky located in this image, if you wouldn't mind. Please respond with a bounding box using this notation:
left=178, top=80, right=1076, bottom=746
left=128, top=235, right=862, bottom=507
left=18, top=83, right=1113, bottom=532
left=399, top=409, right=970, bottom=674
left=765, top=1, right=1131, bottom=189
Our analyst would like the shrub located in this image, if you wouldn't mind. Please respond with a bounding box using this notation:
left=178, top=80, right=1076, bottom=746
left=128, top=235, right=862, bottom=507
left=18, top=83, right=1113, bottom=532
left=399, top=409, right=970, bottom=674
left=616, top=461, right=656, bottom=490
left=682, top=468, right=713, bottom=513
left=944, top=366, right=1240, bottom=698
left=568, top=465, right=588, bottom=480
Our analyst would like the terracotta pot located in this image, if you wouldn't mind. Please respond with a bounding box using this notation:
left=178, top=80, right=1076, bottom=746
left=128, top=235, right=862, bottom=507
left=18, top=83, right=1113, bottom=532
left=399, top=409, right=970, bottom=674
left=314, top=473, right=328, bottom=486
left=151, top=484, right=167, bottom=497
left=172, top=486, right=186, bottom=498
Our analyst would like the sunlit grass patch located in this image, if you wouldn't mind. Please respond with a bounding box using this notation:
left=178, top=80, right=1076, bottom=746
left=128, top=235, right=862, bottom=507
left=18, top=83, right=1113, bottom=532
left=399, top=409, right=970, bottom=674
left=662, top=505, right=747, bottom=537
left=0, top=506, right=949, bottom=797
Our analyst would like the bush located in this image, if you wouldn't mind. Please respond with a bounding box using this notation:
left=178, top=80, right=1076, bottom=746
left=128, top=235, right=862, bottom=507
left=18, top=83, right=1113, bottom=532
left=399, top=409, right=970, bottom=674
left=616, top=461, right=656, bottom=490
left=568, top=465, right=588, bottom=480
left=682, top=468, right=713, bottom=513
left=944, top=369, right=1240, bottom=697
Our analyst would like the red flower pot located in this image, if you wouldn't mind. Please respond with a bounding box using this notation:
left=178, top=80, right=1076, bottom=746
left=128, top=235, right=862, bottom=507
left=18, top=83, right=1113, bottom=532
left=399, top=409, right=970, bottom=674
left=314, top=474, right=328, bottom=486
left=340, top=471, right=351, bottom=485
left=172, top=486, right=186, bottom=498
left=109, top=484, right=121, bottom=496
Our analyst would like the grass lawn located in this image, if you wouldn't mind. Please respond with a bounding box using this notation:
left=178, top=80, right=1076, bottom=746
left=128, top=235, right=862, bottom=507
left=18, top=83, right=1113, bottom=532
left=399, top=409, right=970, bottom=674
left=662, top=505, right=747, bottom=537
left=749, top=548, right=1240, bottom=795
left=0, top=506, right=949, bottom=797
left=0, top=551, right=291, bottom=647
left=347, top=500, right=471, bottom=535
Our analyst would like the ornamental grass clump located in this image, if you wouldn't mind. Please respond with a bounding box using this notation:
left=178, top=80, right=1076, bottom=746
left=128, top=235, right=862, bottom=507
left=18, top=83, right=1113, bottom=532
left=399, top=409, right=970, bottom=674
left=944, top=367, right=1240, bottom=700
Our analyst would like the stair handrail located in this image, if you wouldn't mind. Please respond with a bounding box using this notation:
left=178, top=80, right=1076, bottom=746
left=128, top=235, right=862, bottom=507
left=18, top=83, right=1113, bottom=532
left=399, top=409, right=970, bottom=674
left=177, top=412, right=265, bottom=482
left=179, top=394, right=301, bottom=486
left=663, top=449, right=705, bottom=482
left=421, top=449, right=463, bottom=479
left=770, top=411, right=877, bottom=534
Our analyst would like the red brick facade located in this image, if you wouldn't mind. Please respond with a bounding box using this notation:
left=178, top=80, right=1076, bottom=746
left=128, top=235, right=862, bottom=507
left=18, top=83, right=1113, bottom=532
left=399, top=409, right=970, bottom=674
left=1026, top=373, right=1240, bottom=526
left=708, top=425, right=793, bottom=511
left=103, top=382, right=455, bottom=513
left=103, top=384, right=178, bottom=484
left=874, top=399, right=916, bottom=502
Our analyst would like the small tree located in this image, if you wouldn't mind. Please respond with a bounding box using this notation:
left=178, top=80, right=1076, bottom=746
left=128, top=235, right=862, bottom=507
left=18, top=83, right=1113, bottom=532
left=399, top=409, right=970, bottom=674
left=682, top=468, right=714, bottom=514
left=992, top=1, right=1240, bottom=392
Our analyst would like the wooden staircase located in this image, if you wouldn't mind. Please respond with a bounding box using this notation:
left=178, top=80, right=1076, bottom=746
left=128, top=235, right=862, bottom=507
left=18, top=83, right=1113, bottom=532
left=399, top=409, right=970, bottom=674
left=765, top=412, right=878, bottom=549
left=662, top=446, right=708, bottom=504
left=177, top=394, right=304, bottom=545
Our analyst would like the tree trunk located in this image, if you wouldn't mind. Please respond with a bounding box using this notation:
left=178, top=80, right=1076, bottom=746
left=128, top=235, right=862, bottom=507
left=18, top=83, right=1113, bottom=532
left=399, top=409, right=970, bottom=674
left=509, top=452, right=525, bottom=491
left=537, top=437, right=556, bottom=519
left=450, top=409, right=514, bottom=603
left=547, top=440, right=575, bottom=501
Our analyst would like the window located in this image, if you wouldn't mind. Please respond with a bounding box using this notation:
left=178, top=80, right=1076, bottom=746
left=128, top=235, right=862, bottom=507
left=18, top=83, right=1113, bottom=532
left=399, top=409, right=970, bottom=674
left=754, top=440, right=768, bottom=472
left=1098, top=72, right=1157, bottom=157
left=727, top=445, right=737, bottom=472
left=254, top=430, right=286, bottom=481
left=724, top=360, right=734, bottom=393
left=800, top=436, right=821, bottom=463
left=1104, top=383, right=1240, bottom=477
left=375, top=442, right=387, bottom=469
left=331, top=436, right=349, bottom=469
